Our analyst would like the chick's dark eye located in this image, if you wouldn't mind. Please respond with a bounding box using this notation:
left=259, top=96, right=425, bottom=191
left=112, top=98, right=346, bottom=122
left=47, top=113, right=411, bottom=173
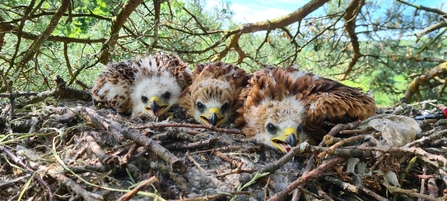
left=161, top=91, right=171, bottom=99
left=297, top=125, right=303, bottom=132
left=196, top=102, right=205, bottom=111
left=266, top=123, right=277, bottom=134
left=221, top=102, right=229, bottom=112
left=141, top=96, right=148, bottom=104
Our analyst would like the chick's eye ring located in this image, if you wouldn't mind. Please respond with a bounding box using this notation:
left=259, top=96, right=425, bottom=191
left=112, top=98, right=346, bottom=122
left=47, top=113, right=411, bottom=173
left=196, top=102, right=205, bottom=111
left=266, top=123, right=277, bottom=134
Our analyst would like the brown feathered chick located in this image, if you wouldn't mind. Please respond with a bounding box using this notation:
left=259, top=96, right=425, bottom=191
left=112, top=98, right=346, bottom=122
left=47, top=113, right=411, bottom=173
left=180, top=62, right=249, bottom=127
left=92, top=52, right=192, bottom=119
left=235, top=67, right=376, bottom=153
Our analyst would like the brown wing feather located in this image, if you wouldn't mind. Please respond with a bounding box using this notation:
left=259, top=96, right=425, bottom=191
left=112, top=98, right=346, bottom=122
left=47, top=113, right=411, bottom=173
left=304, top=76, right=376, bottom=140
left=237, top=66, right=376, bottom=142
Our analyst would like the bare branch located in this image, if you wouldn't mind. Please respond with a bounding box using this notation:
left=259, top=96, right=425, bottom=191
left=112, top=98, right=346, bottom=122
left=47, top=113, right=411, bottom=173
left=213, top=0, right=330, bottom=61
left=404, top=62, right=447, bottom=102
left=415, top=21, right=447, bottom=42
left=342, top=0, right=365, bottom=80
left=397, top=0, right=447, bottom=17
left=98, top=0, right=144, bottom=64
left=19, top=0, right=70, bottom=67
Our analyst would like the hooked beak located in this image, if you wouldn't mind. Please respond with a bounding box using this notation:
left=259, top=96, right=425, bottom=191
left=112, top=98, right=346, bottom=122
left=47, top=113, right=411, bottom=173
left=145, top=96, right=169, bottom=118
left=271, top=127, right=298, bottom=153
left=200, top=107, right=225, bottom=126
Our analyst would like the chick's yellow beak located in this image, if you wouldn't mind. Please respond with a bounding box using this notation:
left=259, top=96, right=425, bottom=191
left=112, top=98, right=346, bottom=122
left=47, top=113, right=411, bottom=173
left=271, top=127, right=298, bottom=153
left=145, top=96, right=169, bottom=118
left=199, top=107, right=225, bottom=126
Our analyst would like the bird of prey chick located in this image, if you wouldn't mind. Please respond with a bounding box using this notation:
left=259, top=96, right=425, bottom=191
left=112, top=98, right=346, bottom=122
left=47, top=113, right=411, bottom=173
left=91, top=52, right=192, bottom=119
left=235, top=67, right=376, bottom=153
left=179, top=62, right=249, bottom=127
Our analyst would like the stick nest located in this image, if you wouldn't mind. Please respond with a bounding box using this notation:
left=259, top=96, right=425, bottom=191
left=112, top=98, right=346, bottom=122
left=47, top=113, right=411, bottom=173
left=1, top=93, right=447, bottom=201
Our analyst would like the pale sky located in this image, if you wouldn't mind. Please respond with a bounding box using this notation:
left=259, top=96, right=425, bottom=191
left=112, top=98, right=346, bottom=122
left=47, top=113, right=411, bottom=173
left=206, top=0, right=447, bottom=24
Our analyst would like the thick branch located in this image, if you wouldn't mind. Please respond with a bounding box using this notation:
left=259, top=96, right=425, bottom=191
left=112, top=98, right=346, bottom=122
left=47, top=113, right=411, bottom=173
left=78, top=106, right=187, bottom=174
left=397, top=0, right=447, bottom=17
left=213, top=0, right=330, bottom=61
left=404, top=62, right=447, bottom=102
left=98, top=0, right=144, bottom=64
left=342, top=0, right=365, bottom=80
left=19, top=0, right=70, bottom=66
left=415, top=21, right=447, bottom=42
left=239, top=0, right=330, bottom=33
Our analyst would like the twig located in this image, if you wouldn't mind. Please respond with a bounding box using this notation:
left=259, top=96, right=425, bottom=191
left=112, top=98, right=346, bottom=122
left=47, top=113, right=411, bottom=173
left=313, top=185, right=334, bottom=201
left=339, top=127, right=373, bottom=135
left=324, top=176, right=359, bottom=193
left=84, top=133, right=119, bottom=166
left=358, top=185, right=389, bottom=201
left=168, top=191, right=250, bottom=201
left=0, top=146, right=54, bottom=201
left=214, top=150, right=244, bottom=168
left=0, top=92, right=39, bottom=98
left=260, top=142, right=312, bottom=174
left=122, top=143, right=140, bottom=165
left=136, top=122, right=244, bottom=135
left=78, top=106, right=187, bottom=174
left=396, top=0, right=447, bottom=17
left=318, top=134, right=370, bottom=158
left=267, top=157, right=345, bottom=201
left=215, top=163, right=254, bottom=177
left=324, top=176, right=388, bottom=201
left=326, top=120, right=362, bottom=137
left=164, top=137, right=218, bottom=150
left=381, top=181, right=437, bottom=201
left=357, top=146, right=447, bottom=168
left=185, top=151, right=205, bottom=173
left=405, top=129, right=447, bottom=147
left=118, top=176, right=160, bottom=201
left=40, top=165, right=104, bottom=201
left=239, top=142, right=313, bottom=184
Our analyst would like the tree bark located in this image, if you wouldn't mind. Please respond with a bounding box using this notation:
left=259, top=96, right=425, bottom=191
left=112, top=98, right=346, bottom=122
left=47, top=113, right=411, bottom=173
left=404, top=62, right=447, bottom=102
left=20, top=0, right=71, bottom=66
left=98, top=0, right=144, bottom=64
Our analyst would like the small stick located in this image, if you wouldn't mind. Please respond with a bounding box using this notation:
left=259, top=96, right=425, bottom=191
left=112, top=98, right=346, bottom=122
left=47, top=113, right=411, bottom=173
left=323, top=176, right=359, bottom=194
left=267, top=157, right=345, bottom=201
left=135, top=122, right=244, bottom=135
left=40, top=164, right=103, bottom=201
left=318, top=134, right=370, bottom=158
left=358, top=185, right=389, bottom=201
left=382, top=181, right=437, bottom=201
left=215, top=163, right=254, bottom=177
left=192, top=145, right=262, bottom=154
left=214, top=150, right=244, bottom=167
left=85, top=133, right=119, bottom=166
left=0, top=146, right=55, bottom=201
left=313, top=185, right=334, bottom=201
left=78, top=106, right=187, bottom=174
left=118, top=176, right=159, bottom=201
left=185, top=151, right=206, bottom=173
left=122, top=143, right=139, bottom=165
left=326, top=120, right=362, bottom=137
left=168, top=191, right=250, bottom=201
left=405, top=129, right=447, bottom=147
left=164, top=138, right=218, bottom=150
left=338, top=127, right=373, bottom=135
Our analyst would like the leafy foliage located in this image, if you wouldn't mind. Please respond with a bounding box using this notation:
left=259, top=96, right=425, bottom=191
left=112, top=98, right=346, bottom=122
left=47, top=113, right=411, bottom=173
left=0, top=0, right=446, bottom=106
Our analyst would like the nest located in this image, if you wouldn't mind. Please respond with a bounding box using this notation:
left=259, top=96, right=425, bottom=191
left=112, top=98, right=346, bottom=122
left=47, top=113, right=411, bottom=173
left=1, top=92, right=447, bottom=201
